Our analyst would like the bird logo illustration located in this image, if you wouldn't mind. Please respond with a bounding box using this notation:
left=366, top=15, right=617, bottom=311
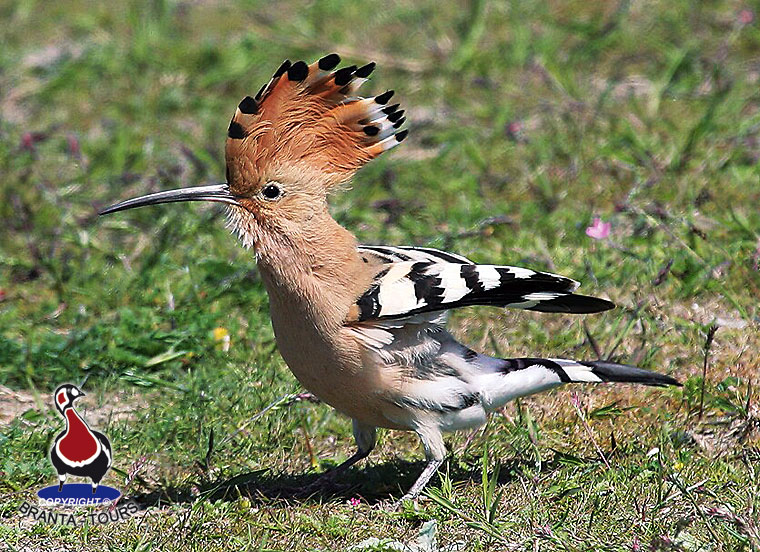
left=100, top=53, right=680, bottom=502
left=50, top=384, right=112, bottom=494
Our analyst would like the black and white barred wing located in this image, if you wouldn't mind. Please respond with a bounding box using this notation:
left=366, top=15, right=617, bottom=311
left=353, top=246, right=614, bottom=322
left=359, top=245, right=474, bottom=265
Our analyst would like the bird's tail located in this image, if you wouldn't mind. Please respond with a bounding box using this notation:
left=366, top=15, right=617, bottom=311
left=551, top=358, right=680, bottom=386
left=476, top=356, right=680, bottom=412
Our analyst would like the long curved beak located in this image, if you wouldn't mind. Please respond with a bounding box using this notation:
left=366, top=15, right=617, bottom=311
left=99, top=183, right=239, bottom=215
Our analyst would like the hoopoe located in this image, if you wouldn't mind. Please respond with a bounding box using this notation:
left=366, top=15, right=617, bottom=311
left=101, top=53, right=680, bottom=502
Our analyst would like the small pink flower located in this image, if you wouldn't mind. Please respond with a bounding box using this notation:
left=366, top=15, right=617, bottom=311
left=67, top=133, right=81, bottom=158
left=739, top=9, right=754, bottom=25
left=506, top=120, right=523, bottom=141
left=347, top=497, right=360, bottom=507
left=586, top=217, right=611, bottom=240
left=20, top=132, right=35, bottom=151
left=20, top=131, right=47, bottom=152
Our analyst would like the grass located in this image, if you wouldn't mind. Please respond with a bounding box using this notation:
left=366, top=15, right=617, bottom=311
left=1, top=0, right=759, bottom=550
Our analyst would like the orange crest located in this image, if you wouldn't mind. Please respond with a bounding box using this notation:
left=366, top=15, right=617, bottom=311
left=225, top=54, right=407, bottom=196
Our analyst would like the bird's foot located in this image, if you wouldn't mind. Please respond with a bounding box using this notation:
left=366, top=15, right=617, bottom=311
left=389, top=458, right=444, bottom=510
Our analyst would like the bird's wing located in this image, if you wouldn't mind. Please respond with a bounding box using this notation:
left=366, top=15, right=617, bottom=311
left=349, top=246, right=614, bottom=322
left=346, top=313, right=482, bottom=416
left=358, top=245, right=474, bottom=265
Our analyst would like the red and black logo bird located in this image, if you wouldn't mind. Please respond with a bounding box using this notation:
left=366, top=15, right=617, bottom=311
left=50, top=384, right=112, bottom=493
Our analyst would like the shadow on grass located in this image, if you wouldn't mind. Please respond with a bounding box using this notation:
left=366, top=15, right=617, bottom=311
left=129, top=455, right=575, bottom=509
left=130, top=459, right=438, bottom=508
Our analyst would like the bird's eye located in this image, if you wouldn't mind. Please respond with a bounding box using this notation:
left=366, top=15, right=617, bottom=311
left=261, top=182, right=282, bottom=200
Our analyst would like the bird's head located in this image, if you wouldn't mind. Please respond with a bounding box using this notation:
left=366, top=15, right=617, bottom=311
left=100, top=54, right=407, bottom=252
left=54, top=383, right=85, bottom=414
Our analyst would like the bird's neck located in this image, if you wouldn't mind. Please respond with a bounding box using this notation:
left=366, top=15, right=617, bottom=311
left=254, top=210, right=372, bottom=329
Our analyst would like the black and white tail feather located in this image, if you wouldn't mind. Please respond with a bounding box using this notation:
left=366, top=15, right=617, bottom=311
left=346, top=245, right=679, bottom=501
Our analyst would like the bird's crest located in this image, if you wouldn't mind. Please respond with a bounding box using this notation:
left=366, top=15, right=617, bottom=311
left=225, top=53, right=407, bottom=195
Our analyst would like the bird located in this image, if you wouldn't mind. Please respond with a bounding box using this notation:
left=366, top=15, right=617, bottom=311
left=100, top=53, right=680, bottom=502
left=50, top=384, right=113, bottom=493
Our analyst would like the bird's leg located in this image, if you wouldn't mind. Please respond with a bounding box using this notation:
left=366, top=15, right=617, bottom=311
left=399, top=458, right=444, bottom=503
left=58, top=474, right=66, bottom=491
left=395, top=425, right=447, bottom=506
left=92, top=481, right=98, bottom=494
left=319, top=447, right=371, bottom=480
left=305, top=420, right=376, bottom=491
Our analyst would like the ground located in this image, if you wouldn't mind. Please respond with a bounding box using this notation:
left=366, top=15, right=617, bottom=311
left=1, top=1, right=759, bottom=550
